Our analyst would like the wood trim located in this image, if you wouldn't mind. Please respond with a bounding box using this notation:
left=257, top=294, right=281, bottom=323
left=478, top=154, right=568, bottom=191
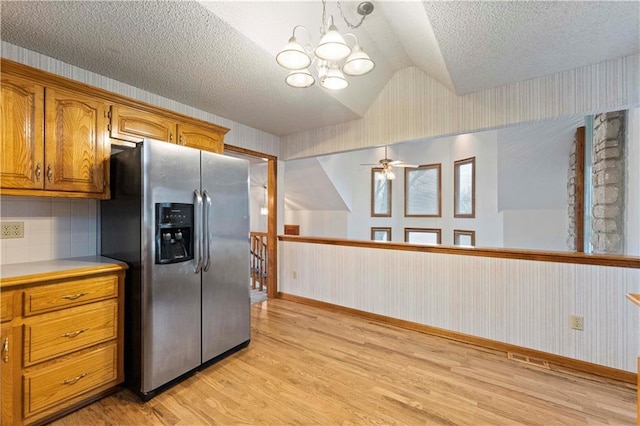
left=277, top=292, right=637, bottom=384
left=0, top=188, right=110, bottom=200
left=277, top=235, right=640, bottom=269
left=267, top=158, right=277, bottom=299
left=1, top=59, right=229, bottom=137
left=404, top=163, right=442, bottom=217
left=371, top=168, right=392, bottom=217
left=223, top=145, right=276, bottom=161
left=454, top=157, right=476, bottom=218
left=0, top=264, right=128, bottom=289
left=575, top=127, right=586, bottom=253
left=284, top=225, right=300, bottom=236
left=404, top=228, right=442, bottom=244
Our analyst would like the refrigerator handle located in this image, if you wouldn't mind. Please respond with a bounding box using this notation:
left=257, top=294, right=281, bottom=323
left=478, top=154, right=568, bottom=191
left=194, top=189, right=203, bottom=274
left=202, top=190, right=212, bottom=272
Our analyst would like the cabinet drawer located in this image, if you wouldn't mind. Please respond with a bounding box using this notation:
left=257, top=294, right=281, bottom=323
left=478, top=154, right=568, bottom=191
left=23, top=343, right=117, bottom=417
left=23, top=274, right=117, bottom=316
left=1, top=291, right=14, bottom=322
left=24, top=301, right=117, bottom=366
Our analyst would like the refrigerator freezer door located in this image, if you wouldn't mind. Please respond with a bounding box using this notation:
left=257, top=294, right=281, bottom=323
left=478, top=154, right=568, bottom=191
left=200, top=151, right=251, bottom=362
left=142, top=140, right=202, bottom=393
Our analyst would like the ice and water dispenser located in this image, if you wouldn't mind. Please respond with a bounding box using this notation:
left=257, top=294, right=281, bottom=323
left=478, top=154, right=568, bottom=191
left=155, top=203, right=194, bottom=264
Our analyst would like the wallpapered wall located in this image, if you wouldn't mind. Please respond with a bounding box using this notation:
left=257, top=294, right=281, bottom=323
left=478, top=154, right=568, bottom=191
left=281, top=55, right=639, bottom=160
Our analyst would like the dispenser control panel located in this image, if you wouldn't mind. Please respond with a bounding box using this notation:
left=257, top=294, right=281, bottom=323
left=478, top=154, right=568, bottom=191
left=155, top=203, right=194, bottom=264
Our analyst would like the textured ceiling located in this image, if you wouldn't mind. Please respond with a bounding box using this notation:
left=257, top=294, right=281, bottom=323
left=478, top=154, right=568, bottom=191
left=1, top=1, right=638, bottom=136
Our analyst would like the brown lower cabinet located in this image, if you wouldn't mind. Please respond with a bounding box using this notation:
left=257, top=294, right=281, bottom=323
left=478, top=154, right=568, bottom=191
left=0, top=264, right=125, bottom=425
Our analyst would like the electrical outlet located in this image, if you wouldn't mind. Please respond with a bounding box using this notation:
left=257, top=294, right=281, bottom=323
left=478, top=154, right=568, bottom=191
left=1, top=222, right=24, bottom=239
left=569, top=315, right=584, bottom=331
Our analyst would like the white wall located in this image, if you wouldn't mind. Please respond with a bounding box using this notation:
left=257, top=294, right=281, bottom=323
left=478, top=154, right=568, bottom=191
left=280, top=240, right=640, bottom=372
left=284, top=210, right=348, bottom=238
left=342, top=130, right=503, bottom=246
left=503, top=209, right=568, bottom=251
left=249, top=163, right=268, bottom=233
left=0, top=196, right=98, bottom=265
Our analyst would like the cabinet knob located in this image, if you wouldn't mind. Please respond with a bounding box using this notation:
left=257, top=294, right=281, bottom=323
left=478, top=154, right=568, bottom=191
left=35, top=163, right=42, bottom=182
left=169, top=133, right=173, bottom=143
left=2, top=337, right=8, bottom=363
left=47, top=165, right=53, bottom=183
left=180, top=135, right=184, bottom=145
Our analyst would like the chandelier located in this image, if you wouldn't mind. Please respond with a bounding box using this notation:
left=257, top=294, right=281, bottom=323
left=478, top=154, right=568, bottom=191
left=276, top=0, right=375, bottom=90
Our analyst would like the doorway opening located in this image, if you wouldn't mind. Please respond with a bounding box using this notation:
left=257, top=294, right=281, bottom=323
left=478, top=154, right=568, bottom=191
left=224, top=145, right=277, bottom=302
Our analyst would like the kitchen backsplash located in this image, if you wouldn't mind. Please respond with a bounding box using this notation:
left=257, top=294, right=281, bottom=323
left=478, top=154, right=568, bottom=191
left=0, top=196, right=98, bottom=265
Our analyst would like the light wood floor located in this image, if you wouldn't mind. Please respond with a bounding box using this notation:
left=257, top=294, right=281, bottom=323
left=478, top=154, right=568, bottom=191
left=54, top=299, right=636, bottom=425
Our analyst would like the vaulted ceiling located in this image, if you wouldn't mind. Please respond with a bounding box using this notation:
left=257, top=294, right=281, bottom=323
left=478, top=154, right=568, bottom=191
left=1, top=1, right=638, bottom=136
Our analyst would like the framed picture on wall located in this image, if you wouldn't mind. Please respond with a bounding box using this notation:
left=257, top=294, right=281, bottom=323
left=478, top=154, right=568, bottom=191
left=371, top=168, right=392, bottom=217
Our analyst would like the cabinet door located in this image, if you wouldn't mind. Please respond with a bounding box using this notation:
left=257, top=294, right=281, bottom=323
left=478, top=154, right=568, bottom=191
left=44, top=87, right=108, bottom=193
left=1, top=324, right=14, bottom=426
left=177, top=122, right=223, bottom=153
left=0, top=75, right=45, bottom=190
left=110, top=105, right=177, bottom=143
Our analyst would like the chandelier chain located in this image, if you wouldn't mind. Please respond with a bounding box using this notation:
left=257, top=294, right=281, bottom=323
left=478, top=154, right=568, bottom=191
left=337, top=2, right=367, bottom=29
left=321, top=0, right=327, bottom=32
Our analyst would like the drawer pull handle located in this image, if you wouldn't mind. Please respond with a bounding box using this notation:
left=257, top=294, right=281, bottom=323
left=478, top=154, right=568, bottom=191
left=61, top=373, right=87, bottom=385
left=61, top=292, right=89, bottom=300
left=2, top=337, right=8, bottom=363
left=62, top=328, right=89, bottom=338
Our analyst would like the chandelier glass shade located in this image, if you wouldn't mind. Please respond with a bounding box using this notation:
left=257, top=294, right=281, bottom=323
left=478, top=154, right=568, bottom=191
left=276, top=4, right=375, bottom=90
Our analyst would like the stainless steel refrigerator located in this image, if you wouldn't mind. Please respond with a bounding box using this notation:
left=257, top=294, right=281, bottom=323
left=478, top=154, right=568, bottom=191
left=100, top=138, right=250, bottom=399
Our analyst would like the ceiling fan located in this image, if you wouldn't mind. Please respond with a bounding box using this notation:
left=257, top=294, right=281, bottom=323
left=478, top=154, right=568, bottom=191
left=361, top=146, right=417, bottom=180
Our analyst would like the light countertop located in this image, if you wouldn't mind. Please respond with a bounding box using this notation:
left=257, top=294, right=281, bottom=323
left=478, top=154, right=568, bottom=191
left=0, top=256, right=127, bottom=288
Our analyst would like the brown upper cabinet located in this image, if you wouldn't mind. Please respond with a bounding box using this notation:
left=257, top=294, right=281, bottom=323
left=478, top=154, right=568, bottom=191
left=109, top=105, right=177, bottom=144
left=45, top=87, right=108, bottom=194
left=109, top=105, right=225, bottom=153
left=1, top=74, right=45, bottom=190
left=1, top=74, right=109, bottom=198
left=177, top=122, right=223, bottom=152
left=1, top=59, right=229, bottom=200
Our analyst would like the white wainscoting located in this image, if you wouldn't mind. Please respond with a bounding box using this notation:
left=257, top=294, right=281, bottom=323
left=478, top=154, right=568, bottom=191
left=279, top=241, right=640, bottom=372
left=281, top=55, right=639, bottom=160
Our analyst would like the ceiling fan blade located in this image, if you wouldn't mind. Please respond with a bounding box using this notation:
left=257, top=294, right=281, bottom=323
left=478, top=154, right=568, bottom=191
left=389, top=160, right=418, bottom=167
left=360, top=163, right=381, bottom=166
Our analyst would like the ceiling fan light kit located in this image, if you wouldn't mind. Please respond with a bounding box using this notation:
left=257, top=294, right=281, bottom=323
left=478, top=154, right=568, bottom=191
left=362, top=146, right=418, bottom=180
left=276, top=0, right=376, bottom=90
